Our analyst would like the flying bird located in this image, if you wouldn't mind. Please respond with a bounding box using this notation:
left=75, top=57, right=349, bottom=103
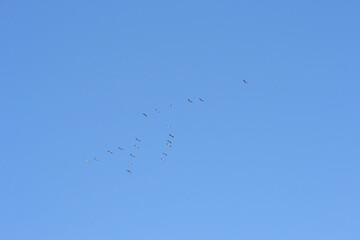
left=134, top=144, right=139, bottom=148
left=160, top=158, right=166, bottom=161
left=135, top=138, right=141, bottom=141
left=94, top=157, right=99, bottom=161
left=163, top=153, right=168, bottom=156
left=126, top=170, right=131, bottom=173
left=130, top=154, right=135, bottom=157
left=143, top=113, right=148, bottom=117
left=85, top=159, right=90, bottom=163
left=188, top=99, right=193, bottom=103
left=169, top=134, right=174, bottom=138
left=243, top=80, right=248, bottom=83
left=170, top=105, right=175, bottom=108
left=118, top=147, right=124, bottom=150
left=107, top=150, right=113, bottom=154
left=167, top=140, right=172, bottom=143
left=155, top=109, right=160, bottom=113
left=167, top=143, right=172, bottom=147
left=199, top=98, right=204, bottom=102
left=166, top=125, right=170, bottom=129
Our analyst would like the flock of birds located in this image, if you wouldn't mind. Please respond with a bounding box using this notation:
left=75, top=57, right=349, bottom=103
left=84, top=80, right=249, bottom=173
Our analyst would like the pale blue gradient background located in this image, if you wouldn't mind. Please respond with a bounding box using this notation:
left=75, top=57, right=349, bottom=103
left=1, top=1, right=360, bottom=239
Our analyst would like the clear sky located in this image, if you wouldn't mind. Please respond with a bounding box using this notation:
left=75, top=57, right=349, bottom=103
left=1, top=0, right=359, bottom=239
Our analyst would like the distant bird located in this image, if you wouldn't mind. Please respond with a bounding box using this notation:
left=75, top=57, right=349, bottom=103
left=166, top=125, right=170, bottom=129
left=130, top=154, right=135, bottom=157
left=170, top=105, right=175, bottom=108
left=163, top=153, right=168, bottom=156
left=199, top=98, right=204, bottom=102
left=86, top=159, right=91, bottom=163
left=167, top=140, right=172, bottom=144
left=188, top=99, right=193, bottom=103
left=118, top=147, right=124, bottom=150
left=160, top=158, right=166, bottom=161
left=135, top=138, right=141, bottom=141
left=143, top=113, right=148, bottom=117
left=155, top=109, right=160, bottom=113
left=169, top=134, right=174, bottom=138
left=243, top=80, right=248, bottom=83
left=126, top=170, right=131, bottom=173
left=107, top=150, right=113, bottom=154
left=94, top=157, right=99, bottom=161
left=128, top=161, right=132, bottom=165
left=134, top=144, right=139, bottom=148
left=167, top=143, right=172, bottom=147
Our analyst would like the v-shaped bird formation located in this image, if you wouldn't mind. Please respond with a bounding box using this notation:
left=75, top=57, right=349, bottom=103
left=84, top=80, right=248, bottom=173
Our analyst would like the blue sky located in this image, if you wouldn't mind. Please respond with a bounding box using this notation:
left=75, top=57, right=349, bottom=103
left=1, top=0, right=359, bottom=239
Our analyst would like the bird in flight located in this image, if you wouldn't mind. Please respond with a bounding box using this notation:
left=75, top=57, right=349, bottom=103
left=118, top=147, right=124, bottom=150
left=169, top=134, right=174, bottom=138
left=167, top=140, right=172, bottom=144
left=166, top=125, right=170, bottom=129
left=107, top=150, right=113, bottom=154
left=94, top=157, right=99, bottom=161
left=163, top=153, right=168, bottom=156
left=134, top=144, right=139, bottom=148
left=135, top=138, right=141, bottom=141
left=167, top=143, right=172, bottom=147
left=170, top=105, right=175, bottom=108
left=155, top=109, right=160, bottom=113
left=143, top=113, right=148, bottom=117
left=160, top=158, right=165, bottom=161
left=188, top=99, right=193, bottom=103
left=243, top=80, right=248, bottom=83
left=86, top=159, right=91, bottom=163
left=130, top=154, right=135, bottom=157
left=126, top=170, right=131, bottom=173
left=199, top=98, right=204, bottom=102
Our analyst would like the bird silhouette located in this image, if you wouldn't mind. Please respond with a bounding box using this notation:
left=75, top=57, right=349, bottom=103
left=243, top=80, right=248, bottom=83
left=188, top=99, right=193, bottom=103
left=143, top=113, right=148, bottom=117
left=94, top=157, right=99, bottom=161
left=127, top=169, right=131, bottom=173
left=199, top=98, right=204, bottom=102
left=163, top=153, right=168, bottom=156
left=155, top=109, right=160, bottom=113
left=118, top=147, right=124, bottom=150
left=135, top=138, right=141, bottom=141
left=169, top=134, right=174, bottom=138
left=107, top=150, right=113, bottom=154
left=130, top=154, right=135, bottom=157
